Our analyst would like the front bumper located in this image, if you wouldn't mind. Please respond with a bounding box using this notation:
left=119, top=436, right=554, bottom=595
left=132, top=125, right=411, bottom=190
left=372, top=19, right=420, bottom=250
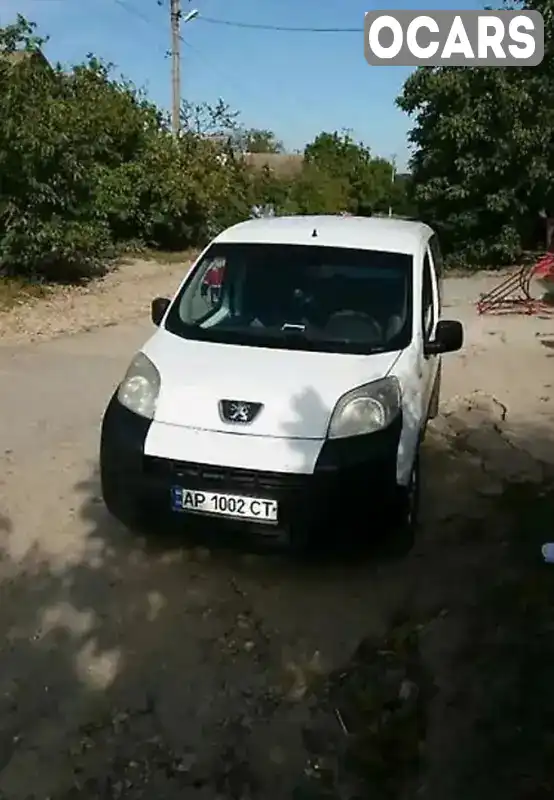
left=99, top=393, right=403, bottom=539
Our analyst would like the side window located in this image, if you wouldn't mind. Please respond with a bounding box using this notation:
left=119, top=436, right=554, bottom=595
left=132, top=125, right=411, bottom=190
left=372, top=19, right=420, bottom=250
left=422, top=251, right=436, bottom=340
left=429, top=234, right=443, bottom=311
left=429, top=235, right=443, bottom=275
left=180, top=256, right=227, bottom=325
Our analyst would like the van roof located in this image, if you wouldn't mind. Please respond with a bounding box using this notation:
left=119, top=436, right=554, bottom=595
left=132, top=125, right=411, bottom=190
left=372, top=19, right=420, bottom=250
left=215, top=215, right=433, bottom=255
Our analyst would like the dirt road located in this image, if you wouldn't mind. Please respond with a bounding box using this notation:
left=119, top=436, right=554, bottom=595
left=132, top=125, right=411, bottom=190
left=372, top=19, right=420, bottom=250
left=1, top=272, right=554, bottom=798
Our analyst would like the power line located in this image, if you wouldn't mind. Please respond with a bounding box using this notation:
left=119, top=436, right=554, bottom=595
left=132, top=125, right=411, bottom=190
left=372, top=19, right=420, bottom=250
left=15, top=1, right=363, bottom=33
left=198, top=16, right=363, bottom=33
left=114, top=0, right=180, bottom=132
left=111, top=0, right=269, bottom=112
left=30, top=2, right=362, bottom=34
left=113, top=0, right=187, bottom=50
left=111, top=0, right=170, bottom=60
left=113, top=0, right=156, bottom=27
left=182, top=38, right=264, bottom=106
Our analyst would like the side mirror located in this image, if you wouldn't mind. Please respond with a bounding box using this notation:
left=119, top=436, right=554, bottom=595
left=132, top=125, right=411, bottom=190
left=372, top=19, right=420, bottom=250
left=151, top=297, right=171, bottom=327
left=425, top=319, right=464, bottom=355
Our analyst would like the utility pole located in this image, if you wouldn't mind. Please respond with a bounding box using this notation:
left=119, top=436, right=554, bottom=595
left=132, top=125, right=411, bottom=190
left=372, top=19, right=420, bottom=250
left=170, top=0, right=181, bottom=136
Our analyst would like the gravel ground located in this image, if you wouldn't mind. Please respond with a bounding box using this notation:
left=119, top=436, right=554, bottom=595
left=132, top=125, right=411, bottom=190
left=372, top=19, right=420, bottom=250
left=0, top=256, right=194, bottom=347
left=0, top=267, right=553, bottom=798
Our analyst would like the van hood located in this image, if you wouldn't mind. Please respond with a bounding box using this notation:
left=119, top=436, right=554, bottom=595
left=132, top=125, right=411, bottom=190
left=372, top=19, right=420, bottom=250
left=143, top=331, right=400, bottom=439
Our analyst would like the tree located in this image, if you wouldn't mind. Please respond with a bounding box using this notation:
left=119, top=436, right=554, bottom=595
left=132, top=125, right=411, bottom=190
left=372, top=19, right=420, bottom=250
left=1, top=20, right=109, bottom=279
left=284, top=163, right=350, bottom=215
left=388, top=173, right=417, bottom=217
left=0, top=18, right=251, bottom=278
left=396, top=0, right=554, bottom=266
left=304, top=131, right=398, bottom=215
left=238, top=128, right=284, bottom=154
left=180, top=98, right=239, bottom=137
left=249, top=164, right=293, bottom=210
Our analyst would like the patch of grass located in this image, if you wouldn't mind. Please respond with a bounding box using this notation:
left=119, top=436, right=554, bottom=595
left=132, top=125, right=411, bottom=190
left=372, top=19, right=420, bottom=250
left=0, top=276, right=52, bottom=311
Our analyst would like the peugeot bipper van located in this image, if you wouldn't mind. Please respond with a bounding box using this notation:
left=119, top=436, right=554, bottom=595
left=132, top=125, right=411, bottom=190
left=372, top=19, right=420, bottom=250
left=100, top=215, right=463, bottom=549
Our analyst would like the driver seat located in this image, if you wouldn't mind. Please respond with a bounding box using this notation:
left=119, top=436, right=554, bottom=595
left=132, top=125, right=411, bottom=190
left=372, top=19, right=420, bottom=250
left=324, top=309, right=382, bottom=341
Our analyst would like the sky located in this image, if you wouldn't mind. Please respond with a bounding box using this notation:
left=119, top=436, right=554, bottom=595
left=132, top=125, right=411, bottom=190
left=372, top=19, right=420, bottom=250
left=1, top=0, right=485, bottom=168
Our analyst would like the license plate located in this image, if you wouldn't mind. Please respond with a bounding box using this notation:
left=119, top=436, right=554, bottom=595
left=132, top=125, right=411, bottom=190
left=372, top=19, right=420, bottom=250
left=171, top=487, right=278, bottom=523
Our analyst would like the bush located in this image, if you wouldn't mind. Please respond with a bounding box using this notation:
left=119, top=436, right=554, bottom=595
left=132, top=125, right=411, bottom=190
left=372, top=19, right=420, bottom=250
left=0, top=18, right=248, bottom=280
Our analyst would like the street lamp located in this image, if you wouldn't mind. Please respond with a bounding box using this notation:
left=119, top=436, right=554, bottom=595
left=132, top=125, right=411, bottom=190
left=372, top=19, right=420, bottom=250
left=182, top=9, right=199, bottom=24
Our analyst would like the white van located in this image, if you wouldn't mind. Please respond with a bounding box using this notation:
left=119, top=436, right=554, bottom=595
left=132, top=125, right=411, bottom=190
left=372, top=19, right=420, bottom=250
left=100, top=215, right=463, bottom=549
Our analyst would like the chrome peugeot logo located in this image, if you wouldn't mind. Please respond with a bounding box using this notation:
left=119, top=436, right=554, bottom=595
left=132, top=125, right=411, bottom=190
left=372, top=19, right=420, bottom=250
left=219, top=399, right=262, bottom=424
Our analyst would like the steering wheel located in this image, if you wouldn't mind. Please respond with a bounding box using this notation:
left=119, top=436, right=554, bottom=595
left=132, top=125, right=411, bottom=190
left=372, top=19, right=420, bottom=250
left=324, top=310, right=383, bottom=341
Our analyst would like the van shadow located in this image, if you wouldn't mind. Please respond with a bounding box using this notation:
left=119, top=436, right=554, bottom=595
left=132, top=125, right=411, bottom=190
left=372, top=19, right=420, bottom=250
left=277, top=385, right=406, bottom=563
left=1, top=392, right=554, bottom=798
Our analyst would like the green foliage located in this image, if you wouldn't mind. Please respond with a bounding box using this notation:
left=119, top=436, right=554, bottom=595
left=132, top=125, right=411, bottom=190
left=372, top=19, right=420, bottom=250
left=10, top=2, right=554, bottom=279
left=304, top=131, right=396, bottom=216
left=246, top=131, right=403, bottom=218
left=236, top=127, right=284, bottom=153
left=396, top=0, right=554, bottom=267
left=285, top=163, right=350, bottom=214
left=249, top=165, right=294, bottom=210
left=0, top=16, right=403, bottom=283
left=0, top=17, right=248, bottom=279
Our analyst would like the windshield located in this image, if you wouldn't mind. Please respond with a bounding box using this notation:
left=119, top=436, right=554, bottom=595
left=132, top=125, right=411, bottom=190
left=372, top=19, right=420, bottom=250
left=164, top=243, right=413, bottom=354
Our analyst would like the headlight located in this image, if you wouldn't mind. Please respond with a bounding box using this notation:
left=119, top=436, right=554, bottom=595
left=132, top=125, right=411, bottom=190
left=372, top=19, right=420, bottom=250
left=117, top=352, right=160, bottom=419
left=327, top=377, right=401, bottom=439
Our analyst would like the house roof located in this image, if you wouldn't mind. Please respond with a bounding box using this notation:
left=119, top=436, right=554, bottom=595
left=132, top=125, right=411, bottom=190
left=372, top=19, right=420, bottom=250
left=0, top=49, right=51, bottom=69
left=245, top=152, right=303, bottom=176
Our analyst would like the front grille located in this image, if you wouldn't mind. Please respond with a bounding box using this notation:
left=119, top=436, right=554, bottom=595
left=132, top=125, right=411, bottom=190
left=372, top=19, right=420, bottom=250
left=143, top=457, right=308, bottom=493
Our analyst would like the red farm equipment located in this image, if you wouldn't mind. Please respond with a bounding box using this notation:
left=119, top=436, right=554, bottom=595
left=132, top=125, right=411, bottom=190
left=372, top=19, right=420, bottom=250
left=476, top=252, right=554, bottom=315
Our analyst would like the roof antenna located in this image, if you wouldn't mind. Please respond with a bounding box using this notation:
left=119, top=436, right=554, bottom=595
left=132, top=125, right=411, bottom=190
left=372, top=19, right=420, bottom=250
left=312, top=228, right=318, bottom=237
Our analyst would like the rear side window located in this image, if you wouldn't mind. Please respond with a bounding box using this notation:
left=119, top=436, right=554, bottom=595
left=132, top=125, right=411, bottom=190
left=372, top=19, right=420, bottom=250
left=422, top=252, right=435, bottom=339
left=428, top=234, right=443, bottom=311
left=429, top=235, right=443, bottom=276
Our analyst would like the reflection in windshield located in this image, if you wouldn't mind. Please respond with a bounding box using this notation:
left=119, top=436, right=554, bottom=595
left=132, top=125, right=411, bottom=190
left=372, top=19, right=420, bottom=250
left=165, top=243, right=413, bottom=355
